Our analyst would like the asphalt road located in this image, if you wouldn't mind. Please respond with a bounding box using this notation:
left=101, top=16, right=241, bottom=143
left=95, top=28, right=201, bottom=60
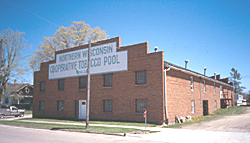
left=0, top=124, right=164, bottom=143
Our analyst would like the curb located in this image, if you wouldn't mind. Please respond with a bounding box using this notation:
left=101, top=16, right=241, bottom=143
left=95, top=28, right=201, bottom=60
left=50, top=128, right=128, bottom=137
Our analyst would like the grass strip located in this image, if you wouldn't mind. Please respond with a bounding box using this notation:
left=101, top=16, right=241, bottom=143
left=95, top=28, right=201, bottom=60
left=0, top=120, right=154, bottom=134
left=25, top=110, right=32, bottom=114
left=19, top=118, right=157, bottom=127
left=164, top=106, right=248, bottom=128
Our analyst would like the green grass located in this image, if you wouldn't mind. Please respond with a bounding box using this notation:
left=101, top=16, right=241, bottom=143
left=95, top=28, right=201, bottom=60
left=25, top=110, right=32, bottom=114
left=212, top=106, right=246, bottom=115
left=164, top=106, right=247, bottom=128
left=19, top=118, right=157, bottom=127
left=0, top=120, right=152, bottom=134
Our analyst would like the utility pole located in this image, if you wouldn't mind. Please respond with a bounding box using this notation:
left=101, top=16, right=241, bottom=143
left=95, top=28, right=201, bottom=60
left=0, top=39, right=3, bottom=104
left=0, top=39, right=3, bottom=66
left=86, top=40, right=91, bottom=129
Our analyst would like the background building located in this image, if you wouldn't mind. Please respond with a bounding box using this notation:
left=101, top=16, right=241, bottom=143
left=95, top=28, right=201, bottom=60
left=3, top=81, right=33, bottom=110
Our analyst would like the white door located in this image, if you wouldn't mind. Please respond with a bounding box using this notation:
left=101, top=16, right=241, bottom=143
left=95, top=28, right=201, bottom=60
left=79, top=100, right=86, bottom=120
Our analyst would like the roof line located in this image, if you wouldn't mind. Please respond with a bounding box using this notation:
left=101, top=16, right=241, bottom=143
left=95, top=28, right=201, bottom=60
left=164, top=61, right=233, bottom=87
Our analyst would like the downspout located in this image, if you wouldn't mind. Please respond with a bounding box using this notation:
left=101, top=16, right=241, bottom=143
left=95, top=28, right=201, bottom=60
left=164, top=68, right=170, bottom=124
left=199, top=77, right=202, bottom=104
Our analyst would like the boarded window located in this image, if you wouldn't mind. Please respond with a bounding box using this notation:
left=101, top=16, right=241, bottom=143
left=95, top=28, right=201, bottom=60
left=39, top=101, right=45, bottom=111
left=136, top=99, right=147, bottom=113
left=103, top=99, right=112, bottom=112
left=57, top=100, right=64, bottom=111
left=135, top=70, right=147, bottom=85
left=40, top=81, right=46, bottom=92
left=104, top=74, right=112, bottom=87
left=58, top=79, right=64, bottom=91
left=191, top=100, right=195, bottom=114
left=79, top=77, right=87, bottom=89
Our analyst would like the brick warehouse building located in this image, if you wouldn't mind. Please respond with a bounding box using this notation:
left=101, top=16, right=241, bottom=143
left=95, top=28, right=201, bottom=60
left=33, top=37, right=234, bottom=124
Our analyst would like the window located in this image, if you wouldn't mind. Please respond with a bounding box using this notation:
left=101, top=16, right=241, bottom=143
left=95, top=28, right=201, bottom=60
left=39, top=101, right=45, bottom=111
left=135, top=70, right=147, bottom=85
left=191, top=100, right=195, bottom=114
left=220, top=86, right=223, bottom=98
left=57, top=100, right=64, bottom=111
left=103, top=99, right=112, bottom=112
left=12, top=107, right=17, bottom=111
left=58, top=79, right=64, bottom=91
left=227, top=87, right=228, bottom=95
left=79, top=77, right=87, bottom=89
left=191, top=77, right=194, bottom=91
left=4, top=98, right=9, bottom=104
left=215, top=100, right=217, bottom=110
left=40, top=81, right=46, bottom=92
left=204, top=80, right=206, bottom=92
left=103, top=74, right=112, bottom=87
left=136, top=99, right=147, bottom=113
left=214, top=83, right=216, bottom=94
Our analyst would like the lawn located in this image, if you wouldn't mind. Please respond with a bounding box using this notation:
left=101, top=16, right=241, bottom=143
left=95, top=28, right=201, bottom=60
left=165, top=106, right=247, bottom=128
left=0, top=120, right=153, bottom=134
left=25, top=110, right=32, bottom=114
left=19, top=118, right=157, bottom=127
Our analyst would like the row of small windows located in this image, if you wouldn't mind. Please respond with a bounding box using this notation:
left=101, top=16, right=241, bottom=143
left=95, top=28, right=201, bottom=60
left=41, top=99, right=219, bottom=115
left=40, top=70, right=147, bottom=92
left=103, top=99, right=147, bottom=113
left=190, top=77, right=208, bottom=92
left=191, top=100, right=217, bottom=114
left=39, top=100, right=64, bottom=112
left=39, top=99, right=147, bottom=113
left=190, top=77, right=229, bottom=94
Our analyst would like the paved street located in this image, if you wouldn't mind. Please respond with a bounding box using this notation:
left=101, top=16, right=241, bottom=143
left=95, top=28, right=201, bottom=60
left=1, top=123, right=250, bottom=143
left=0, top=124, right=164, bottom=143
left=1, top=110, right=250, bottom=143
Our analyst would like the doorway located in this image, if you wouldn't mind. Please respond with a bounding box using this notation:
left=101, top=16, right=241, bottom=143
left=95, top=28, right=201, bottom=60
left=79, top=100, right=86, bottom=120
left=203, top=100, right=208, bottom=116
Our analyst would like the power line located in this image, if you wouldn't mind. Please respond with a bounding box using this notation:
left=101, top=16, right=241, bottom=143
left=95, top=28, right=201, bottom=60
left=5, top=0, right=60, bottom=28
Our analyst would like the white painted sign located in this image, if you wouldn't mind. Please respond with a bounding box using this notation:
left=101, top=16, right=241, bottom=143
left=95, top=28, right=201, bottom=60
left=49, top=42, right=128, bottom=79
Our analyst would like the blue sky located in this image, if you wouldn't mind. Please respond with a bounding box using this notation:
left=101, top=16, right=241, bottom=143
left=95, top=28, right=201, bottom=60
left=1, top=0, right=249, bottom=92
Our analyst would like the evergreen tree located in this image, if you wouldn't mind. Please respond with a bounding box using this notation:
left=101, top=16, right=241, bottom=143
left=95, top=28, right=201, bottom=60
left=230, top=68, right=246, bottom=96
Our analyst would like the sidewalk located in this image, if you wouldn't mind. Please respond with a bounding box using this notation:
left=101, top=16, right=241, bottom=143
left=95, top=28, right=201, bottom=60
left=17, top=119, right=250, bottom=143
left=18, top=119, right=161, bottom=131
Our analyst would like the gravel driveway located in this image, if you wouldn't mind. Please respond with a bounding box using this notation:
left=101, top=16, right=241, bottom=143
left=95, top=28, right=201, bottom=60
left=183, top=107, right=250, bottom=132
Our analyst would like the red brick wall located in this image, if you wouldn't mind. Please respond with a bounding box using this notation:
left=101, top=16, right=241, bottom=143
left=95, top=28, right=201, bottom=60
left=166, top=69, right=233, bottom=123
left=33, top=37, right=233, bottom=124
left=33, top=37, right=165, bottom=124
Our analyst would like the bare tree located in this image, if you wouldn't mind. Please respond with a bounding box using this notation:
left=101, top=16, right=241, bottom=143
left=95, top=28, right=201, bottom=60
left=0, top=28, right=27, bottom=104
left=30, top=21, right=108, bottom=71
